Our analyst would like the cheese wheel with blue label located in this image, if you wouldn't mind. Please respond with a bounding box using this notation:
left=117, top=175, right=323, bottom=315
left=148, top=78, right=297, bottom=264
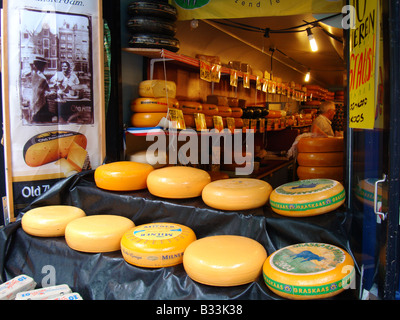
left=121, top=222, right=196, bottom=268
left=269, top=179, right=345, bottom=217
left=22, top=205, right=86, bottom=237
left=65, top=215, right=135, bottom=253
left=263, top=243, right=355, bottom=300
left=183, top=235, right=267, bottom=286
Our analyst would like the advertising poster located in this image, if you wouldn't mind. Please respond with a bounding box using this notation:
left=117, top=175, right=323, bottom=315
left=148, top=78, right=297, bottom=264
left=2, top=0, right=105, bottom=222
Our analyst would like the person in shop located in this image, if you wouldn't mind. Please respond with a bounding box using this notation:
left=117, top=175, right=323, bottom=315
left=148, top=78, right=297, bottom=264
left=50, top=60, right=80, bottom=94
left=310, top=101, right=336, bottom=137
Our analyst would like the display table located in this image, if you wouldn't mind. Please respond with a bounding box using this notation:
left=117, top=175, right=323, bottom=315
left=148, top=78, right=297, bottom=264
left=0, top=171, right=358, bottom=300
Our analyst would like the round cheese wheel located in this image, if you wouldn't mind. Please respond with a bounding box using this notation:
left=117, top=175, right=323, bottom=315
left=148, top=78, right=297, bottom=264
left=297, top=137, right=344, bottom=153
left=179, top=101, right=202, bottom=114
left=94, top=161, right=154, bottom=191
left=183, top=235, right=267, bottom=287
left=269, top=179, right=345, bottom=217
left=146, top=166, right=211, bottom=198
left=65, top=215, right=135, bottom=253
left=205, top=116, right=214, bottom=128
left=218, top=106, right=232, bottom=117
left=201, top=104, right=219, bottom=116
left=131, top=97, right=178, bottom=113
left=128, top=150, right=167, bottom=169
left=22, top=205, right=86, bottom=237
left=183, top=114, right=195, bottom=127
left=230, top=107, right=243, bottom=118
left=263, top=243, right=355, bottom=300
left=131, top=112, right=167, bottom=127
left=297, top=166, right=344, bottom=181
left=138, top=80, right=176, bottom=98
left=121, top=222, right=196, bottom=268
left=234, top=117, right=244, bottom=128
left=202, top=178, right=272, bottom=211
left=297, top=152, right=344, bottom=167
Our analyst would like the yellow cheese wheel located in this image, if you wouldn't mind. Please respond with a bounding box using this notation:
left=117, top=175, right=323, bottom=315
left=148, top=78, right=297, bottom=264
left=263, top=243, right=355, bottom=300
left=131, top=97, right=178, bottom=113
left=201, top=104, right=219, bottom=116
left=179, top=101, right=202, bottom=114
left=138, top=80, right=176, bottom=98
left=297, top=152, right=344, bottom=167
left=269, top=179, right=345, bottom=217
left=297, top=137, right=344, bottom=153
left=230, top=107, right=243, bottom=118
left=146, top=166, right=211, bottom=198
left=297, top=166, right=344, bottom=181
left=183, top=235, right=267, bottom=286
left=121, top=222, right=196, bottom=268
left=202, top=178, right=272, bottom=211
left=217, top=106, right=232, bottom=117
left=21, top=205, right=86, bottom=237
left=131, top=112, right=167, bottom=127
left=65, top=215, right=135, bottom=253
left=94, top=161, right=154, bottom=191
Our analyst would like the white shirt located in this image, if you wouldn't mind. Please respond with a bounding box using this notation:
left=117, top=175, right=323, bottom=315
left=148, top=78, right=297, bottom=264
left=311, top=114, right=334, bottom=137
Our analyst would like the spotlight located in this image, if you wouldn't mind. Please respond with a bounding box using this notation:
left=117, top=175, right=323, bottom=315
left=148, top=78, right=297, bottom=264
left=305, top=71, right=310, bottom=82
left=306, top=28, right=318, bottom=52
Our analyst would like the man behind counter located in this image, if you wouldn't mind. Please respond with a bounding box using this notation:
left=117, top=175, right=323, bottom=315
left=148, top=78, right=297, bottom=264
left=311, top=101, right=337, bottom=137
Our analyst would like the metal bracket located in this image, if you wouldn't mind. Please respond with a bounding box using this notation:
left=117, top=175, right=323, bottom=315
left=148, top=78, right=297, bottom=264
left=374, top=174, right=387, bottom=221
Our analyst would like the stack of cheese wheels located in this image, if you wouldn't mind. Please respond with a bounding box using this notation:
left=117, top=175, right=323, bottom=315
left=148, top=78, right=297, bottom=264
left=183, top=235, right=267, bottom=286
left=121, top=222, right=196, bottom=268
left=21, top=205, right=86, bottom=237
left=94, top=161, right=154, bottom=191
left=179, top=101, right=202, bottom=128
left=147, top=166, right=211, bottom=198
left=263, top=242, right=355, bottom=300
left=269, top=178, right=345, bottom=217
left=297, top=137, right=344, bottom=181
left=65, top=215, right=135, bottom=253
left=131, top=80, right=177, bottom=127
left=202, top=178, right=272, bottom=211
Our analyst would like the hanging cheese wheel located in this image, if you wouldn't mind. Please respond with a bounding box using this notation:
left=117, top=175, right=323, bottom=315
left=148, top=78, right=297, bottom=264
left=297, top=137, right=344, bottom=153
left=263, top=242, right=355, bottom=300
left=230, top=107, right=243, bottom=118
left=138, top=80, right=176, bottom=98
left=297, top=166, right=344, bottom=181
left=147, top=166, right=211, bottom=198
left=94, top=161, right=154, bottom=191
left=269, top=178, right=345, bottom=217
left=179, top=101, right=202, bottom=114
left=21, top=205, right=86, bottom=237
left=297, top=152, right=344, bottom=167
left=183, top=235, right=267, bottom=287
left=217, top=106, right=232, bottom=117
left=131, top=112, right=167, bottom=127
left=131, top=97, right=179, bottom=113
left=201, top=104, right=219, bottom=116
left=121, top=222, right=196, bottom=268
left=65, top=215, right=135, bottom=253
left=202, top=178, right=272, bottom=211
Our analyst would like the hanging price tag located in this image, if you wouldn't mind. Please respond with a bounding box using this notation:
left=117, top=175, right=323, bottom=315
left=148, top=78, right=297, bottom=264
left=243, top=72, right=250, bottom=89
left=230, top=69, right=238, bottom=87
left=211, top=64, right=221, bottom=83
left=200, top=60, right=212, bottom=82
left=194, top=113, right=207, bottom=131
left=212, top=115, right=224, bottom=132
left=226, top=117, right=235, bottom=133
left=262, top=79, right=268, bottom=92
left=256, top=76, right=262, bottom=91
left=168, top=108, right=186, bottom=130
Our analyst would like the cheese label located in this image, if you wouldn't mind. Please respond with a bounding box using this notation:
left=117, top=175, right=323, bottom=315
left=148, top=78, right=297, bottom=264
left=133, top=224, right=183, bottom=241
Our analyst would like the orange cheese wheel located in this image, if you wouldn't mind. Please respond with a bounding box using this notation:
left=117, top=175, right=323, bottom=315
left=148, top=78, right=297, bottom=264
left=269, top=178, right=345, bottom=217
left=183, top=235, right=267, bottom=286
left=230, top=107, right=243, bottom=118
left=179, top=101, right=202, bottom=114
left=183, top=114, right=195, bottom=127
left=297, top=152, right=344, bottom=167
left=205, top=116, right=214, bottom=128
left=131, top=97, right=178, bottom=112
left=234, top=117, right=244, bottom=128
left=217, top=106, right=232, bottom=117
left=146, top=166, right=211, bottom=198
left=297, top=166, right=344, bottom=181
left=263, top=243, right=355, bottom=300
left=202, top=178, right=272, bottom=211
left=131, top=112, right=167, bottom=127
left=65, top=215, right=135, bottom=253
left=266, top=110, right=283, bottom=118
left=201, top=104, right=219, bottom=116
left=297, top=137, right=344, bottom=153
left=121, top=222, right=196, bottom=268
left=94, top=161, right=154, bottom=191
left=21, top=205, right=86, bottom=237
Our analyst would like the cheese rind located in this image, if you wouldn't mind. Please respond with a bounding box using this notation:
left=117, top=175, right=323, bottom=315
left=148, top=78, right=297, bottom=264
left=263, top=243, right=355, bottom=300
left=22, top=205, right=86, bottom=237
left=297, top=152, right=344, bottom=167
left=146, top=166, right=211, bottom=198
left=121, top=222, right=196, bottom=268
left=131, top=97, right=179, bottom=112
left=297, top=137, right=344, bottom=153
left=183, top=235, right=267, bottom=286
left=94, top=161, right=154, bottom=191
left=297, top=165, right=344, bottom=181
left=202, top=178, right=272, bottom=211
left=65, top=215, right=135, bottom=253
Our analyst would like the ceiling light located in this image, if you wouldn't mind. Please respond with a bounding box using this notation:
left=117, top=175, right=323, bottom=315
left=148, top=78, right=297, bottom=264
left=306, top=28, right=318, bottom=52
left=305, top=71, right=310, bottom=82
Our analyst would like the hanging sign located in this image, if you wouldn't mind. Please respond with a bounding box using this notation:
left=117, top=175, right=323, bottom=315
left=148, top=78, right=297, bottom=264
left=172, top=0, right=343, bottom=20
left=348, top=0, right=379, bottom=129
left=1, top=0, right=105, bottom=222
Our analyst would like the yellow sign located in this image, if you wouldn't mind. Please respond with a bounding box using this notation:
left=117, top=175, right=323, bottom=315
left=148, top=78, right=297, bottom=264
left=172, top=0, right=343, bottom=20
left=349, top=0, right=379, bottom=129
